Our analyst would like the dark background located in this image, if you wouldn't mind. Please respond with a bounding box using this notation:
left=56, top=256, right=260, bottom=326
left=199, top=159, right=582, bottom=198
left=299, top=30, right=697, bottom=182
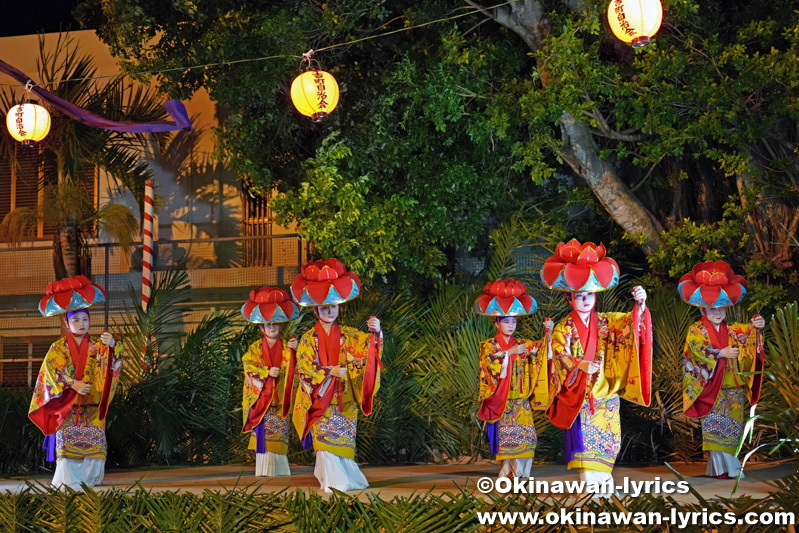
left=1, top=0, right=82, bottom=37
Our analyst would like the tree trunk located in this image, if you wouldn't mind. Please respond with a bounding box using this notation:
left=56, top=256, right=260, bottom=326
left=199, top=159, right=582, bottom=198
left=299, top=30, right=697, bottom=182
left=559, top=111, right=665, bottom=253
left=736, top=168, right=798, bottom=270
left=54, top=223, right=91, bottom=279
left=469, top=0, right=665, bottom=252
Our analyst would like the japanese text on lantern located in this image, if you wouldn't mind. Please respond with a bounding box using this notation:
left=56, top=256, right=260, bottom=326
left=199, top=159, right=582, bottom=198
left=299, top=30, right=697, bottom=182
left=314, top=71, right=328, bottom=111
left=14, top=106, right=26, bottom=137
left=613, top=0, right=637, bottom=36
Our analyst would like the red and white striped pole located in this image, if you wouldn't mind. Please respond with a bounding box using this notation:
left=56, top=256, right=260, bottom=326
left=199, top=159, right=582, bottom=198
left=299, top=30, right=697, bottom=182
left=142, top=180, right=154, bottom=311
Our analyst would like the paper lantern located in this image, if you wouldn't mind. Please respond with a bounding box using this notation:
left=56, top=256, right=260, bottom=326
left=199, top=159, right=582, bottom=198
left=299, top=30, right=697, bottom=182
left=6, top=101, right=51, bottom=145
left=607, top=0, right=663, bottom=48
left=290, top=69, right=340, bottom=122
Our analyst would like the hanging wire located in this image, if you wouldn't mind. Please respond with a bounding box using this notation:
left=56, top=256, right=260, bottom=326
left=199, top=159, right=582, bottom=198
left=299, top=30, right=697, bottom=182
left=0, top=0, right=520, bottom=88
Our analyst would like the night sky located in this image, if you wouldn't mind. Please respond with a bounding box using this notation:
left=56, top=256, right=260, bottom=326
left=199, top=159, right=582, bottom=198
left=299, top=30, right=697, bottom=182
left=1, top=0, right=82, bottom=38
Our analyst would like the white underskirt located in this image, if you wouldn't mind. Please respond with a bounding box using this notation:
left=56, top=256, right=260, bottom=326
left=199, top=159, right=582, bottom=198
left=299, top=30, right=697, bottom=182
left=707, top=450, right=744, bottom=478
left=255, top=452, right=291, bottom=477
left=314, top=450, right=369, bottom=492
left=498, top=458, right=532, bottom=478
left=51, top=458, right=105, bottom=490
left=579, top=469, right=615, bottom=498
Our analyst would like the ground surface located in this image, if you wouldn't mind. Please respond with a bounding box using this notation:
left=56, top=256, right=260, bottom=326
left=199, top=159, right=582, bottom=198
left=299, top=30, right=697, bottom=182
left=1, top=461, right=791, bottom=502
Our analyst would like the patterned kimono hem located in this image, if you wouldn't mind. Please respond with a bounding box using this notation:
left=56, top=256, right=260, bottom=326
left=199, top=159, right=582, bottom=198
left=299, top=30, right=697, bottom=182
left=568, top=459, right=614, bottom=473
left=496, top=451, right=535, bottom=461
left=314, top=440, right=356, bottom=460
left=703, top=442, right=737, bottom=455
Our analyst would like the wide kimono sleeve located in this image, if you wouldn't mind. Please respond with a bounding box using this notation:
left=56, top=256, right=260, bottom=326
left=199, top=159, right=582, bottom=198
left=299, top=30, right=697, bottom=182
left=292, top=329, right=331, bottom=438
left=728, top=322, right=764, bottom=404
left=682, top=322, right=720, bottom=413
left=89, top=338, right=124, bottom=421
left=595, top=310, right=652, bottom=407
left=242, top=339, right=269, bottom=430
left=28, top=339, right=73, bottom=434
left=342, top=326, right=382, bottom=416
left=276, top=345, right=297, bottom=418
left=478, top=339, right=503, bottom=404
left=525, top=338, right=559, bottom=411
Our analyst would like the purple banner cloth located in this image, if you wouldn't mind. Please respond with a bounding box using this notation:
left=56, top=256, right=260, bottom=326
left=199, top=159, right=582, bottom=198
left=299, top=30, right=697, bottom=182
left=302, top=432, right=313, bottom=451
left=486, top=422, right=499, bottom=456
left=253, top=418, right=266, bottom=454
left=0, top=58, right=192, bottom=133
left=563, top=414, right=584, bottom=464
left=43, top=434, right=56, bottom=462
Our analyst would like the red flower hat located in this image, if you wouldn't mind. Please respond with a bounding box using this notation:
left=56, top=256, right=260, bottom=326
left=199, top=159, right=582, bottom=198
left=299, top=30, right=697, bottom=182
left=474, top=279, right=538, bottom=316
left=242, top=287, right=300, bottom=324
left=290, top=258, right=361, bottom=307
left=39, top=275, right=106, bottom=317
left=540, top=239, right=620, bottom=292
left=678, top=260, right=747, bottom=308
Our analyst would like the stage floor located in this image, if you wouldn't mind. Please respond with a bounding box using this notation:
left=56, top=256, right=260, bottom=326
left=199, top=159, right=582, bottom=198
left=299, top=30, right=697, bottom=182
left=1, top=461, right=792, bottom=502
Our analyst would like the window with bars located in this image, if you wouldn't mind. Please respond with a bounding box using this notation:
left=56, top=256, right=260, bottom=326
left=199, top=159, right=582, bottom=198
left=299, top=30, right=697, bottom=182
left=242, top=189, right=273, bottom=266
left=0, top=144, right=96, bottom=241
left=0, top=337, right=58, bottom=390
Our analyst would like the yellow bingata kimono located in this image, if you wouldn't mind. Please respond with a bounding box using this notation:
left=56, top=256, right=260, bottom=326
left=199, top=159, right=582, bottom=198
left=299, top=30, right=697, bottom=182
left=293, top=325, right=381, bottom=460
left=478, top=337, right=558, bottom=460
left=682, top=321, right=763, bottom=455
left=242, top=338, right=295, bottom=455
left=550, top=310, right=652, bottom=473
left=28, top=336, right=124, bottom=461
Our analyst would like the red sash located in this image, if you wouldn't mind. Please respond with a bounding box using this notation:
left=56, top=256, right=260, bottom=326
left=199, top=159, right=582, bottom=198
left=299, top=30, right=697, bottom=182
left=29, top=335, right=89, bottom=435
left=686, top=317, right=731, bottom=418
left=244, top=337, right=284, bottom=432
left=301, top=321, right=342, bottom=438
left=477, top=334, right=518, bottom=422
left=360, top=331, right=382, bottom=416
left=97, top=343, right=116, bottom=421
left=547, top=311, right=598, bottom=430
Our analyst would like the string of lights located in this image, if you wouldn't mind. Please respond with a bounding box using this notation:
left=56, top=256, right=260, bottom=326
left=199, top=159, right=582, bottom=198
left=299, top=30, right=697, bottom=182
left=0, top=0, right=521, bottom=89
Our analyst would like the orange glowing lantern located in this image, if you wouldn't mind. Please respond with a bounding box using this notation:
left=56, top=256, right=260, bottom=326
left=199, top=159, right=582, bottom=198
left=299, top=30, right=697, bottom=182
left=607, top=0, right=663, bottom=48
left=6, top=100, right=51, bottom=145
left=290, top=68, right=340, bottom=122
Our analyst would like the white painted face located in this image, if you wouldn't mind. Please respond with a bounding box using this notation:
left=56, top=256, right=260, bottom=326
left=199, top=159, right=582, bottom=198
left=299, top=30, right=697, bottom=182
left=260, top=323, right=281, bottom=339
left=316, top=305, right=339, bottom=324
left=703, top=307, right=727, bottom=326
left=496, top=316, right=517, bottom=337
left=571, top=292, right=596, bottom=313
left=66, top=311, right=90, bottom=337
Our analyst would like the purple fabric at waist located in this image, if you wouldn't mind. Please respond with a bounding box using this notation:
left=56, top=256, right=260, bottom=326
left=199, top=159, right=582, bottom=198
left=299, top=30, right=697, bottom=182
left=43, top=434, right=56, bottom=462
left=563, top=414, right=584, bottom=463
left=486, top=422, right=499, bottom=456
left=254, top=418, right=266, bottom=454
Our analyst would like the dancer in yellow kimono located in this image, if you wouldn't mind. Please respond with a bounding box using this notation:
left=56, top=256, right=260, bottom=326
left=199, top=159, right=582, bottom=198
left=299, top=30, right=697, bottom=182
left=475, top=279, right=558, bottom=478
left=291, top=259, right=382, bottom=492
left=678, top=260, right=765, bottom=479
left=29, top=276, right=123, bottom=489
left=241, top=287, right=300, bottom=476
left=541, top=240, right=652, bottom=497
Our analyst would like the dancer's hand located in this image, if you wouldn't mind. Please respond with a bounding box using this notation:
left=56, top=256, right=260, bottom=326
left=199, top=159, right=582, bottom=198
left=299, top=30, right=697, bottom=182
left=100, top=331, right=116, bottom=347
left=751, top=315, right=766, bottom=330
left=366, top=316, right=381, bottom=333
left=71, top=380, right=92, bottom=395
left=544, top=318, right=554, bottom=332
left=331, top=365, right=347, bottom=378
left=287, top=337, right=298, bottom=350
left=268, top=367, right=280, bottom=378
left=577, top=361, right=600, bottom=374
left=632, top=286, right=647, bottom=307
left=719, top=346, right=740, bottom=359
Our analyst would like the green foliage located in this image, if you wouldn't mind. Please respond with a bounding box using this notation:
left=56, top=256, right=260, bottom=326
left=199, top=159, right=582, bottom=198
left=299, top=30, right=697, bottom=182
left=0, top=478, right=797, bottom=532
